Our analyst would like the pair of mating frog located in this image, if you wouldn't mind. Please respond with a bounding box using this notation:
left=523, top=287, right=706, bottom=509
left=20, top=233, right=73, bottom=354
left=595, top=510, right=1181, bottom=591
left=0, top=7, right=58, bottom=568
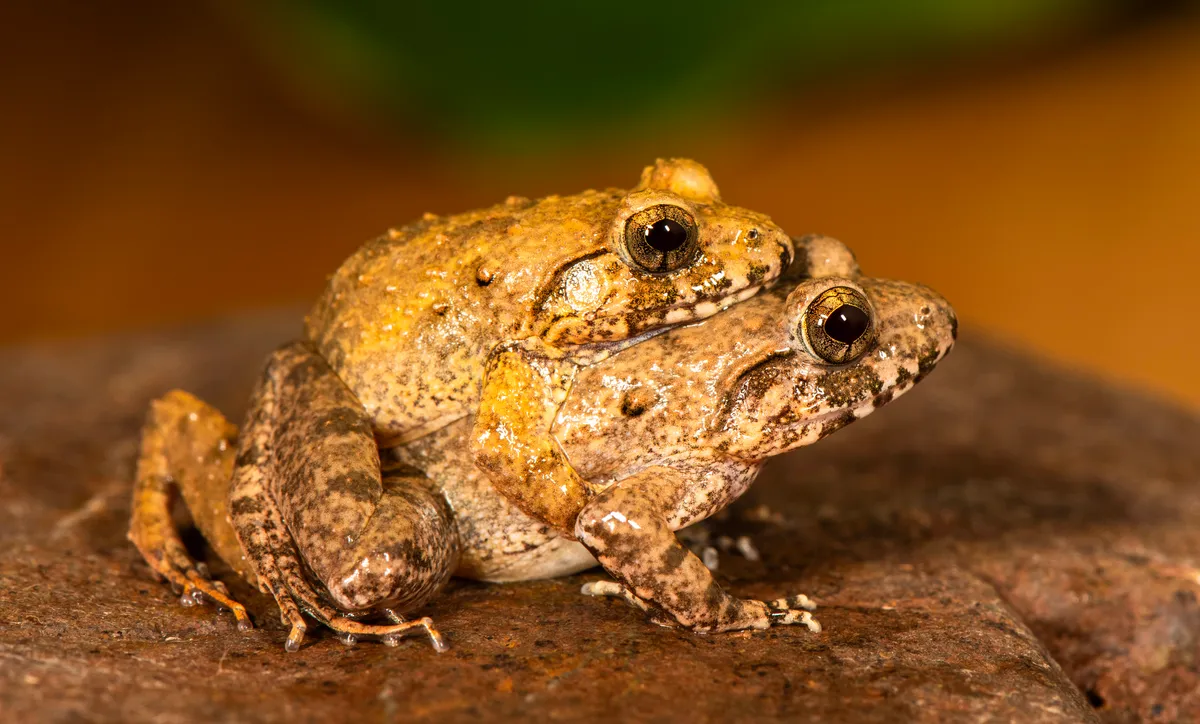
left=129, top=159, right=956, bottom=652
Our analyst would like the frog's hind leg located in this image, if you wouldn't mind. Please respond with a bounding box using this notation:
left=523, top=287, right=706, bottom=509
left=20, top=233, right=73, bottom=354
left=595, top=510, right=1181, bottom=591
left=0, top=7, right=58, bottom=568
left=230, top=342, right=459, bottom=652
left=128, top=390, right=253, bottom=630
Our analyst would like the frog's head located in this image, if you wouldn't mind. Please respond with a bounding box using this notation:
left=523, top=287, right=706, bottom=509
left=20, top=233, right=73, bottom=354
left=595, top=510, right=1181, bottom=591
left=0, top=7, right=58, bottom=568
left=714, top=273, right=957, bottom=461
left=535, top=158, right=794, bottom=348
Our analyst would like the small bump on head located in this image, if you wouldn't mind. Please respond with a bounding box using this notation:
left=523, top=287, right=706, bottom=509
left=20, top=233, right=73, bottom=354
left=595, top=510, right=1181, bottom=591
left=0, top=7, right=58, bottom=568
left=635, top=158, right=721, bottom=203
left=800, top=235, right=860, bottom=278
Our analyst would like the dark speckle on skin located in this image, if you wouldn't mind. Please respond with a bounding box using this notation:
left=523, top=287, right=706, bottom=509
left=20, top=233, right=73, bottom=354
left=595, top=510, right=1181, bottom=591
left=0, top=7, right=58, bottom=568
left=230, top=495, right=264, bottom=517
left=313, top=407, right=373, bottom=438
left=815, top=366, right=884, bottom=408
left=620, top=388, right=657, bottom=417
left=234, top=442, right=263, bottom=469
left=662, top=544, right=688, bottom=574
left=818, top=411, right=857, bottom=440
left=918, top=347, right=943, bottom=376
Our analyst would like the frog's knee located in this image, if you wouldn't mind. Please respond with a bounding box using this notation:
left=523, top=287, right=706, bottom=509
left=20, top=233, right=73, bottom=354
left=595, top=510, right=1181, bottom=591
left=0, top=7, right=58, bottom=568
left=325, top=540, right=457, bottom=614
left=574, top=496, right=629, bottom=550
left=323, top=487, right=460, bottom=614
left=327, top=556, right=414, bottom=612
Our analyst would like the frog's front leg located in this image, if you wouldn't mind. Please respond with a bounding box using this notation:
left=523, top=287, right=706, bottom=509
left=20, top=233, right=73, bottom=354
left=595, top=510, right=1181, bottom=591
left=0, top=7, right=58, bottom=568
left=471, top=340, right=596, bottom=535
left=231, top=342, right=459, bottom=651
left=574, top=464, right=819, bottom=634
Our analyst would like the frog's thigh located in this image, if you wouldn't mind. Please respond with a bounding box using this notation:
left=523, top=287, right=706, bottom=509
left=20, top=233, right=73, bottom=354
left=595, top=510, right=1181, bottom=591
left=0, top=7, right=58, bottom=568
left=574, top=466, right=771, bottom=633
left=237, top=341, right=459, bottom=615
left=471, top=341, right=591, bottom=535
left=128, top=389, right=251, bottom=627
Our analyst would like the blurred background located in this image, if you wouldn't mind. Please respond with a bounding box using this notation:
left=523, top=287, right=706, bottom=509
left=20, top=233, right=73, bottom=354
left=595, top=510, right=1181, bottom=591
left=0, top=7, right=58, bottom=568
left=2, top=1, right=1198, bottom=408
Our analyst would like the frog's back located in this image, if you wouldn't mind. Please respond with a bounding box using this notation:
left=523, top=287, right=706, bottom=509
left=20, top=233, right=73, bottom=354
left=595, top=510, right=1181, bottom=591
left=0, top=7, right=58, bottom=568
left=305, top=191, right=621, bottom=442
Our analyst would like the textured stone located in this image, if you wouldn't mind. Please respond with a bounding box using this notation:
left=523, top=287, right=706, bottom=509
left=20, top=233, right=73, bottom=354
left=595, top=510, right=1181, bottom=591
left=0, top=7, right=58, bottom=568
left=1, top=311, right=1197, bottom=722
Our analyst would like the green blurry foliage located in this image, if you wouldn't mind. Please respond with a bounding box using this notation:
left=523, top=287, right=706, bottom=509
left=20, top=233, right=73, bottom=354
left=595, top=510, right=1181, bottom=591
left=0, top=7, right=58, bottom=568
left=230, top=0, right=1124, bottom=146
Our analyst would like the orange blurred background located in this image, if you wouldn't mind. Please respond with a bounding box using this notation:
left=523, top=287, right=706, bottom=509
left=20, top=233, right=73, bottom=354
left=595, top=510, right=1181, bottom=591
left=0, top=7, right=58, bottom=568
left=2, top=2, right=1198, bottom=408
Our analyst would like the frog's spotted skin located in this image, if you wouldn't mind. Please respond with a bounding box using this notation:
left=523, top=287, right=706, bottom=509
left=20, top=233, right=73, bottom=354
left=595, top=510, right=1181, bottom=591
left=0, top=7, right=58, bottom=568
left=129, top=233, right=956, bottom=648
left=305, top=159, right=793, bottom=533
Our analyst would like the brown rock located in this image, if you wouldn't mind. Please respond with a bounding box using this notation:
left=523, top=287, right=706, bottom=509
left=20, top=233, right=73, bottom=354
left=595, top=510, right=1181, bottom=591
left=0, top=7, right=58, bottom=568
left=1, top=311, right=1196, bottom=722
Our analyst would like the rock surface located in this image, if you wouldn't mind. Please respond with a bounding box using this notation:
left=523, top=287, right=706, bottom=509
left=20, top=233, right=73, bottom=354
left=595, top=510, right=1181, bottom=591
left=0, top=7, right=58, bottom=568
left=1, top=311, right=1197, bottom=723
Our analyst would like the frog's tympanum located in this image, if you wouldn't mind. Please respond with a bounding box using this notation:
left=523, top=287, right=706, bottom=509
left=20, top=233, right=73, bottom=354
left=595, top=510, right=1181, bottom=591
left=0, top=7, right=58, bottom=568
left=131, top=185, right=954, bottom=651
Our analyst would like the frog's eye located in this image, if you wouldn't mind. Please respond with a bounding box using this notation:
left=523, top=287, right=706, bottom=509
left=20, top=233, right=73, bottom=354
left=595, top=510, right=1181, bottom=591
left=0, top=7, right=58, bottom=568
left=802, top=286, right=874, bottom=364
left=623, top=204, right=699, bottom=274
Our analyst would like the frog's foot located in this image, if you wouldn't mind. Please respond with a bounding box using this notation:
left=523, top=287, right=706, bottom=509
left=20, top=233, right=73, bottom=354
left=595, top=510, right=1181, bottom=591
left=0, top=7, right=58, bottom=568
left=133, top=535, right=253, bottom=631
left=253, top=560, right=448, bottom=653
left=766, top=594, right=821, bottom=633
left=581, top=580, right=650, bottom=612
left=326, top=613, right=449, bottom=652
left=165, top=560, right=252, bottom=631
left=582, top=580, right=820, bottom=633
left=581, top=580, right=689, bottom=629
left=582, top=580, right=686, bottom=629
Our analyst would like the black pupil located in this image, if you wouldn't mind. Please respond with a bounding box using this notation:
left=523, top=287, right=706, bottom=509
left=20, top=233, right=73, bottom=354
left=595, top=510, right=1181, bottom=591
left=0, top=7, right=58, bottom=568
left=825, top=305, right=869, bottom=344
left=644, top=219, right=688, bottom=252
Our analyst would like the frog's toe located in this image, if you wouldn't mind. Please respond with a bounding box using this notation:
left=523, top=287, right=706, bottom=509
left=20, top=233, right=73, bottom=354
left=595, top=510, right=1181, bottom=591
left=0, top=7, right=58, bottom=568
left=720, top=535, right=761, bottom=562
left=182, top=570, right=252, bottom=631
left=582, top=581, right=687, bottom=629
left=766, top=594, right=821, bottom=633
left=769, top=593, right=817, bottom=612
left=149, top=553, right=253, bottom=632
left=327, top=614, right=449, bottom=653
left=284, top=622, right=306, bottom=653
left=580, top=580, right=649, bottom=612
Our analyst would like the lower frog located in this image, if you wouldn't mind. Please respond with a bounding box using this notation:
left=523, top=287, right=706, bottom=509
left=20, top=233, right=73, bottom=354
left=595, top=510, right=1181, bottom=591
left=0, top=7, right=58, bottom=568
left=128, top=236, right=956, bottom=649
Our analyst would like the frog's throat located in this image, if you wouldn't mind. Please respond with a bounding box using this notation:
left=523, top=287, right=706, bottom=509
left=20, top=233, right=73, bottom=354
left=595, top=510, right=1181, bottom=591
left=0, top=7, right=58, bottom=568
left=714, top=344, right=953, bottom=461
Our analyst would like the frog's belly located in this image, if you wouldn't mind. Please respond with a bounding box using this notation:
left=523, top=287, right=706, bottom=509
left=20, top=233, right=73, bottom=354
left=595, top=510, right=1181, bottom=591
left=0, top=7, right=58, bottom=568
left=456, top=534, right=597, bottom=583
left=438, top=461, right=599, bottom=582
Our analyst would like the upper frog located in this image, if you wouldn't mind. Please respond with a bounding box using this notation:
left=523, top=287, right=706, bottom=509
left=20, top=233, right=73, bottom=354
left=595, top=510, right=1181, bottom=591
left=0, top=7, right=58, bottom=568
left=304, top=158, right=795, bottom=532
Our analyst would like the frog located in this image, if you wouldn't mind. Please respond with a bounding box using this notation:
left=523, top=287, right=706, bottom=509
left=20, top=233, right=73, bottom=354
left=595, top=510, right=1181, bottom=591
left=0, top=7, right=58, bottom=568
left=131, top=158, right=795, bottom=647
left=128, top=234, right=956, bottom=649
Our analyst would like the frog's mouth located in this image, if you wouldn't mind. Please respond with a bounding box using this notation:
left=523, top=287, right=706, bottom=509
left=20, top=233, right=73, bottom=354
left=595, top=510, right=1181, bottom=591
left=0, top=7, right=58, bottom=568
left=715, top=340, right=952, bottom=455
left=562, top=283, right=766, bottom=364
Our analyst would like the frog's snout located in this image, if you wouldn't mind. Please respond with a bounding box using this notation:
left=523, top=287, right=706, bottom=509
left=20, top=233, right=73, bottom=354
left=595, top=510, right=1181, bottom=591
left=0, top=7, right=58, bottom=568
left=860, top=278, right=957, bottom=372
left=908, top=287, right=958, bottom=374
